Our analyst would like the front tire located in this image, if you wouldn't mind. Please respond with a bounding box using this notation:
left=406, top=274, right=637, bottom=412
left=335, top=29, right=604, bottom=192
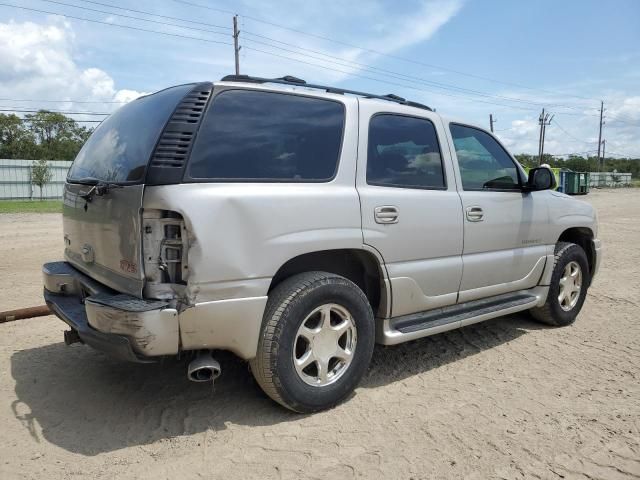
left=530, top=242, right=590, bottom=326
left=250, top=271, right=375, bottom=413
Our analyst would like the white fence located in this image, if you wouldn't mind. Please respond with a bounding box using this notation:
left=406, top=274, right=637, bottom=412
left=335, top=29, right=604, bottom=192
left=0, top=159, right=71, bottom=200
left=589, top=172, right=633, bottom=188
left=0, top=158, right=635, bottom=199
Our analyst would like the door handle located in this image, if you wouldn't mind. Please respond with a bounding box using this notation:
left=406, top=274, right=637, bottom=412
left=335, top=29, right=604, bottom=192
left=465, top=206, right=484, bottom=222
left=374, top=206, right=399, bottom=224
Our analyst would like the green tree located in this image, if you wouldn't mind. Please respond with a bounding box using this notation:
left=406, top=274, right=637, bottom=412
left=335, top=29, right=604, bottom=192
left=515, top=153, right=639, bottom=177
left=1, top=111, right=93, bottom=160
left=31, top=158, right=54, bottom=200
left=0, top=113, right=37, bottom=158
left=25, top=111, right=93, bottom=160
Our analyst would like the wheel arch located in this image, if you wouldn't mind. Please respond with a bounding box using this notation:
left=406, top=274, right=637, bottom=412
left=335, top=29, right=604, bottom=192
left=268, top=249, right=389, bottom=318
left=557, top=227, right=595, bottom=277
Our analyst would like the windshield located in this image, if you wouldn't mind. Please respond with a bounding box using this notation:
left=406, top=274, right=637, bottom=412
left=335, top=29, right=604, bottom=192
left=68, top=84, right=193, bottom=183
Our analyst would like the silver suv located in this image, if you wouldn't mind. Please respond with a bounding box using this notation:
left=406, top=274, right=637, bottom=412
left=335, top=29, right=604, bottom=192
left=43, top=75, right=602, bottom=412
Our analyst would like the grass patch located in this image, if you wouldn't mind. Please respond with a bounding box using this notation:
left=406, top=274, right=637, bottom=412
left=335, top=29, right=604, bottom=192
left=0, top=199, right=62, bottom=214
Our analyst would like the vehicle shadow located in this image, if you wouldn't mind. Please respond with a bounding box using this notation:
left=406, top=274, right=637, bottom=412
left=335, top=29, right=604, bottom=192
left=10, top=312, right=543, bottom=455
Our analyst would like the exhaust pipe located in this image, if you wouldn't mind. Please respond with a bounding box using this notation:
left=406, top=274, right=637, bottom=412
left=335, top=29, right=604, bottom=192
left=187, top=351, right=221, bottom=383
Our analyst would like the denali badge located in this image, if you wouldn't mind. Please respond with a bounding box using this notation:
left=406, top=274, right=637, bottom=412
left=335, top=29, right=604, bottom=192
left=120, top=260, right=137, bottom=274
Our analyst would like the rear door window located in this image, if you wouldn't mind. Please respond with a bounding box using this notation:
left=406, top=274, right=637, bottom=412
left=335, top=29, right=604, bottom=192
left=187, top=89, right=345, bottom=181
left=367, top=114, right=445, bottom=189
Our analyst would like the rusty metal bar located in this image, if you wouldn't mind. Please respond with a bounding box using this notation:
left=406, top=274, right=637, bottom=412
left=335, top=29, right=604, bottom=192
left=0, top=305, right=51, bottom=323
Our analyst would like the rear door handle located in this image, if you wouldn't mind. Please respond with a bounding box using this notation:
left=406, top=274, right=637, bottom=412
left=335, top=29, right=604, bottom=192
left=465, top=206, right=484, bottom=222
left=374, top=206, right=399, bottom=224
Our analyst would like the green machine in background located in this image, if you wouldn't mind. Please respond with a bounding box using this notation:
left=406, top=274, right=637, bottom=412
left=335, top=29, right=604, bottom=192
left=559, top=171, right=590, bottom=195
left=523, top=167, right=588, bottom=195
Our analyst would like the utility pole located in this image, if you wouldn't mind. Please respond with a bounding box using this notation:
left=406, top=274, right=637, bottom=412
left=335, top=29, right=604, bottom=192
left=489, top=114, right=496, bottom=133
left=538, top=109, right=545, bottom=165
left=233, top=15, right=240, bottom=75
left=538, top=109, right=553, bottom=165
left=601, top=139, right=606, bottom=171
left=540, top=114, right=553, bottom=163
left=596, top=100, right=604, bottom=165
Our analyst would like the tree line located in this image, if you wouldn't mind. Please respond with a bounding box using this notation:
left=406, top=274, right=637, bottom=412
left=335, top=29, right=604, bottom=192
left=515, top=154, right=640, bottom=178
left=0, top=111, right=93, bottom=160
left=0, top=111, right=638, bottom=177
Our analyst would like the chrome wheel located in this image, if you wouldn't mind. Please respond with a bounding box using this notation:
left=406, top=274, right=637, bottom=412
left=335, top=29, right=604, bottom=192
left=293, top=303, right=357, bottom=387
left=558, top=261, right=582, bottom=311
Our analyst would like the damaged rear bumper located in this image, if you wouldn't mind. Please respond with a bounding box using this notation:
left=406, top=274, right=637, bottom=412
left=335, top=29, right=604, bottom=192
left=43, top=261, right=268, bottom=361
left=43, top=261, right=178, bottom=360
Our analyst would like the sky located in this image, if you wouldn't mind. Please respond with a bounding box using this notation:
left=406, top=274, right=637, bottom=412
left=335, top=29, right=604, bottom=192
left=0, top=0, right=639, bottom=157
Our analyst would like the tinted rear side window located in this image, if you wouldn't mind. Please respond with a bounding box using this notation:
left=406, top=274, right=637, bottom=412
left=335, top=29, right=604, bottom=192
left=367, top=114, right=445, bottom=189
left=187, top=90, right=345, bottom=181
left=68, top=84, right=193, bottom=183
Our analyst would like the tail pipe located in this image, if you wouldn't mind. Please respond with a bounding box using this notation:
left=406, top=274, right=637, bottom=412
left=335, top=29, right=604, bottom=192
left=187, top=351, right=221, bottom=383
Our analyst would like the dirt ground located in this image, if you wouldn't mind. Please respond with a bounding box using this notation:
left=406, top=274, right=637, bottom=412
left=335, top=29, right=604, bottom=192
left=0, top=189, right=638, bottom=479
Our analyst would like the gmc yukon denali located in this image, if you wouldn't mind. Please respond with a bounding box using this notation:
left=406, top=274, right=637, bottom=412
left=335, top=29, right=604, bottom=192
left=43, top=75, right=602, bottom=412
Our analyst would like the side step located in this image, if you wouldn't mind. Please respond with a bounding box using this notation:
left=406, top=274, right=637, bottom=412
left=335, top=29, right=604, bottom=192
left=377, top=291, right=542, bottom=345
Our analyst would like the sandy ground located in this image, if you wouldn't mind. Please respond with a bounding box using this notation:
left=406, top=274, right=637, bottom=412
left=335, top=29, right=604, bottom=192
left=0, top=189, right=639, bottom=479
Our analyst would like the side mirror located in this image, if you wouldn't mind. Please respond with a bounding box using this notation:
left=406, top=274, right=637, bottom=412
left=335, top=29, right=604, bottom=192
left=526, top=167, right=556, bottom=191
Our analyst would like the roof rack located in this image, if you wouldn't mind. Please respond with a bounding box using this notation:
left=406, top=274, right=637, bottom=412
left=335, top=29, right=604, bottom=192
left=219, top=74, right=433, bottom=112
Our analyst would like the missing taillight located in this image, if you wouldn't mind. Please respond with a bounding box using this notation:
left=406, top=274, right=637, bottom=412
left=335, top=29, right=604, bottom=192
left=142, top=210, right=189, bottom=295
left=164, top=224, right=181, bottom=240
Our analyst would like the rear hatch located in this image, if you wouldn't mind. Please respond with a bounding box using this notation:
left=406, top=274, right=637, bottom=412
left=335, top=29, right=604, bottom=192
left=63, top=84, right=195, bottom=296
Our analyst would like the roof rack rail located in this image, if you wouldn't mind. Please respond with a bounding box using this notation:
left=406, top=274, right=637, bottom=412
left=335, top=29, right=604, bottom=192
left=219, top=74, right=433, bottom=111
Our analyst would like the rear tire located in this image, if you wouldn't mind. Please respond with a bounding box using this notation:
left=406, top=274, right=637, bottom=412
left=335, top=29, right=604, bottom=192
left=530, top=242, right=590, bottom=326
left=250, top=271, right=375, bottom=413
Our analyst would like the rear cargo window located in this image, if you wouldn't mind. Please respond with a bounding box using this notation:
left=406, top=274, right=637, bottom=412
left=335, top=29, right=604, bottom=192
left=187, top=89, right=345, bottom=181
left=68, top=84, right=193, bottom=183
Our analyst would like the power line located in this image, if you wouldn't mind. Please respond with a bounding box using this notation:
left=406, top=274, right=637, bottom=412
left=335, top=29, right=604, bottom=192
left=605, top=150, right=639, bottom=158
left=74, top=0, right=231, bottom=30
left=3, top=2, right=607, bottom=119
left=0, top=97, right=126, bottom=104
left=243, top=45, right=602, bottom=115
left=552, top=118, right=597, bottom=145
left=548, top=110, right=600, bottom=118
left=11, top=116, right=103, bottom=123
left=0, top=108, right=109, bottom=115
left=36, top=0, right=594, bottom=113
left=241, top=35, right=596, bottom=112
left=604, top=110, right=640, bottom=123
left=243, top=45, right=543, bottom=112
left=550, top=150, right=598, bottom=157
left=39, top=0, right=230, bottom=37
left=172, top=0, right=600, bottom=104
left=605, top=116, right=640, bottom=127
left=0, top=3, right=233, bottom=46
left=2, top=1, right=629, bottom=133
left=171, top=0, right=234, bottom=16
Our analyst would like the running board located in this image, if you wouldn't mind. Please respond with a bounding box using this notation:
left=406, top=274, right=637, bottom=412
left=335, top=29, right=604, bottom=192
left=376, top=291, right=542, bottom=345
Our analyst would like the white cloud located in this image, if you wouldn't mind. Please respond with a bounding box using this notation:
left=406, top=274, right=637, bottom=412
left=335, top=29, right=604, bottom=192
left=239, top=0, right=463, bottom=83
left=485, top=89, right=640, bottom=157
left=1, top=6, right=635, bottom=158
left=0, top=18, right=146, bottom=115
